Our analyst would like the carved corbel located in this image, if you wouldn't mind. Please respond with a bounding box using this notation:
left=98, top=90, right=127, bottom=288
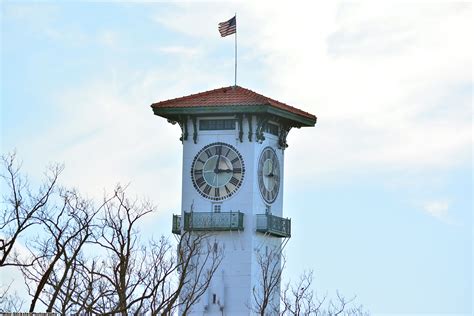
left=191, top=116, right=198, bottom=144
left=247, top=114, right=253, bottom=142
left=237, top=114, right=243, bottom=143
left=177, top=116, right=189, bottom=142
left=255, top=115, right=269, bottom=143
left=278, top=123, right=292, bottom=149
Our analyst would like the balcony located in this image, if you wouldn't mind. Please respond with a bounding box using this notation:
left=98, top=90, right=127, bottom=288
left=172, top=212, right=244, bottom=232
left=172, top=214, right=181, bottom=234
left=256, top=214, right=291, bottom=238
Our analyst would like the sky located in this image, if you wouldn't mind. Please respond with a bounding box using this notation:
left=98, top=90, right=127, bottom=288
left=1, top=1, right=472, bottom=315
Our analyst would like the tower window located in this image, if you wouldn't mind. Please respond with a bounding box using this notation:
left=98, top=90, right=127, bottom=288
left=213, top=294, right=217, bottom=304
left=213, top=204, right=222, bottom=212
left=264, top=123, right=279, bottom=136
left=199, top=119, right=236, bottom=130
left=265, top=205, right=271, bottom=214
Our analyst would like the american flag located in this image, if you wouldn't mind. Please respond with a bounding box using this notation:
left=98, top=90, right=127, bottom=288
left=218, top=16, right=236, bottom=37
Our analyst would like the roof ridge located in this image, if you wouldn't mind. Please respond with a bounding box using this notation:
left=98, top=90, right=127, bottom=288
left=237, top=86, right=315, bottom=118
left=150, top=85, right=316, bottom=122
left=153, top=85, right=243, bottom=106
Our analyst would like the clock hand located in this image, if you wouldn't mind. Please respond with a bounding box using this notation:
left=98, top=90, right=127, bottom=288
left=214, top=154, right=221, bottom=173
left=217, top=168, right=233, bottom=173
left=264, top=160, right=273, bottom=177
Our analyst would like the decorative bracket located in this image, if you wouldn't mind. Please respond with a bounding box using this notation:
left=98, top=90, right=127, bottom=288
left=247, top=114, right=253, bottom=142
left=177, top=116, right=189, bottom=142
left=255, top=115, right=269, bottom=143
left=278, top=123, right=292, bottom=149
left=191, top=116, right=198, bottom=144
left=237, top=114, right=243, bottom=143
left=183, top=116, right=188, bottom=141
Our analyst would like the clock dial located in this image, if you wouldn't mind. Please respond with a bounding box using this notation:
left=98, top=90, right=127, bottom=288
left=258, top=147, right=280, bottom=204
left=191, top=142, right=245, bottom=201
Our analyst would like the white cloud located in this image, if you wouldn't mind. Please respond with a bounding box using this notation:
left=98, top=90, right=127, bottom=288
left=243, top=2, right=472, bottom=176
left=6, top=2, right=472, bottom=210
left=157, top=45, right=202, bottom=58
left=2, top=2, right=59, bottom=23
left=421, top=199, right=453, bottom=223
left=98, top=30, right=120, bottom=47
left=153, top=3, right=234, bottom=39
left=11, top=54, right=230, bottom=216
left=148, top=2, right=472, bottom=177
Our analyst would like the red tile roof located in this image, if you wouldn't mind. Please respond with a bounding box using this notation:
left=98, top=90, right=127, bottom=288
left=151, top=85, right=316, bottom=121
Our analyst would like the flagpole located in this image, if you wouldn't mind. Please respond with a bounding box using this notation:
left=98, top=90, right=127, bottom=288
left=234, top=13, right=237, bottom=87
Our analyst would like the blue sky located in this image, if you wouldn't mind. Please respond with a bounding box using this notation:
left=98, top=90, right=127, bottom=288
left=1, top=1, right=472, bottom=315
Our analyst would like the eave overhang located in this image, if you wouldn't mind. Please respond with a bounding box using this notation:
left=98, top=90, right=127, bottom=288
left=151, top=104, right=317, bottom=127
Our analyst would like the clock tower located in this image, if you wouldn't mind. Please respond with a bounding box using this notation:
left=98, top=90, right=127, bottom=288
left=151, top=86, right=316, bottom=315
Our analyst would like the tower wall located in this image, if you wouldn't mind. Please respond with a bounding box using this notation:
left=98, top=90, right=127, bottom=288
left=180, top=115, right=285, bottom=315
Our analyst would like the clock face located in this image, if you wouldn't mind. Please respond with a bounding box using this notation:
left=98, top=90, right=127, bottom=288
left=191, top=142, right=245, bottom=201
left=258, top=147, right=280, bottom=204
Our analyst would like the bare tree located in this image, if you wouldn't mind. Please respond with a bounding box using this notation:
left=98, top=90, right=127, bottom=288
left=281, top=271, right=323, bottom=315
left=16, top=188, right=98, bottom=312
left=69, top=187, right=223, bottom=315
left=163, top=232, right=223, bottom=315
left=0, top=152, right=62, bottom=267
left=324, top=291, right=369, bottom=316
left=0, top=281, right=24, bottom=312
left=82, top=186, right=155, bottom=315
left=252, top=247, right=285, bottom=315
left=252, top=249, right=370, bottom=316
left=280, top=272, right=370, bottom=316
left=66, top=255, right=116, bottom=314
left=139, top=236, right=177, bottom=314
left=0, top=155, right=223, bottom=314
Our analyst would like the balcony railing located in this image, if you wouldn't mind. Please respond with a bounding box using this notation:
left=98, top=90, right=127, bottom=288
left=172, top=214, right=181, bottom=235
left=181, top=211, right=244, bottom=231
left=256, top=214, right=291, bottom=238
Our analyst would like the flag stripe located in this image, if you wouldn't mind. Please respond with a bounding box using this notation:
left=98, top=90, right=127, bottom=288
left=219, top=27, right=236, bottom=37
left=218, top=25, right=235, bottom=32
left=219, top=25, right=234, bottom=31
left=218, top=16, right=236, bottom=37
left=219, top=26, right=236, bottom=33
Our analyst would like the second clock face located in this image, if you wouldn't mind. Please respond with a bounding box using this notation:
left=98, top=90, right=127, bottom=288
left=258, top=147, right=280, bottom=204
left=191, top=142, right=245, bottom=201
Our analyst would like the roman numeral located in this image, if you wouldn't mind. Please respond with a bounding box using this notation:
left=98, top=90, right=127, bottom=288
left=233, top=167, right=242, bottom=174
left=194, top=169, right=203, bottom=175
left=231, top=157, right=239, bottom=165
left=229, top=177, right=239, bottom=186
left=203, top=185, right=212, bottom=195
left=205, top=149, right=213, bottom=158
left=197, top=158, right=205, bottom=164
left=224, top=185, right=231, bottom=194
left=214, top=187, right=220, bottom=198
left=216, top=145, right=222, bottom=155
left=225, top=148, right=231, bottom=157
left=196, top=176, right=206, bottom=188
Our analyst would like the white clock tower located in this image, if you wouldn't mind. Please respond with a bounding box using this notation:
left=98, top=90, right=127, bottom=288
left=151, top=86, right=316, bottom=315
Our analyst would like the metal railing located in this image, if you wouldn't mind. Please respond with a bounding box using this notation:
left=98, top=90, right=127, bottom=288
left=183, top=211, right=244, bottom=231
left=256, top=214, right=291, bottom=238
left=172, top=214, right=181, bottom=235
